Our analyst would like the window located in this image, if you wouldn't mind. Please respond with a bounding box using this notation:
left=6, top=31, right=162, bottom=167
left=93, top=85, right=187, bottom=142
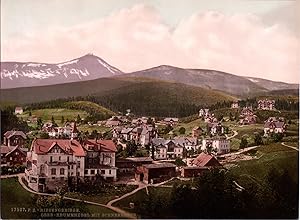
left=101, top=170, right=105, bottom=174
left=84, top=170, right=88, bottom=175
left=16, top=152, right=19, bottom=155
left=51, top=168, right=56, bottom=175
left=109, top=170, right=111, bottom=175
left=67, top=156, right=69, bottom=162
left=59, top=156, right=61, bottom=161
left=10, top=157, right=12, bottom=160
left=91, top=170, right=95, bottom=174
left=50, top=156, right=53, bottom=163
left=77, top=172, right=80, bottom=176
left=60, top=168, right=64, bottom=175
left=60, top=177, right=64, bottom=181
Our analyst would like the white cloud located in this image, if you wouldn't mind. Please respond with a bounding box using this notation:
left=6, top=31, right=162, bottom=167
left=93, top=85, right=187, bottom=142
left=1, top=4, right=299, bottom=83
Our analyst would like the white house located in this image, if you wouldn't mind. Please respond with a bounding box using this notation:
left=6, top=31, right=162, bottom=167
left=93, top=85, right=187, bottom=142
left=173, top=137, right=200, bottom=151
left=15, top=107, right=23, bottom=114
left=82, top=139, right=117, bottom=181
left=25, top=139, right=86, bottom=192
left=264, top=121, right=286, bottom=136
left=152, top=138, right=184, bottom=160
left=202, top=137, right=230, bottom=155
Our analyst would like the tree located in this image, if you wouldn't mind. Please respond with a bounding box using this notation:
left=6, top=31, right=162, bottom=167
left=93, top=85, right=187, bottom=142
left=51, top=116, right=58, bottom=127
left=37, top=117, right=43, bottom=129
left=151, top=145, right=155, bottom=160
left=90, top=130, right=99, bottom=139
left=76, top=114, right=82, bottom=124
left=40, top=132, right=49, bottom=139
left=61, top=116, right=65, bottom=124
left=178, top=127, right=186, bottom=134
left=125, top=141, right=138, bottom=157
left=171, top=183, right=196, bottom=218
left=240, top=137, right=248, bottom=149
left=272, top=133, right=283, bottom=142
left=254, top=132, right=263, bottom=146
left=163, top=124, right=173, bottom=134
left=174, top=157, right=186, bottom=166
left=29, top=111, right=32, bottom=117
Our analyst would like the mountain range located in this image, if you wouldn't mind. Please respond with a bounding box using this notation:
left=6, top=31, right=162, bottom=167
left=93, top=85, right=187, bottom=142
left=1, top=54, right=122, bottom=89
left=1, top=54, right=298, bottom=97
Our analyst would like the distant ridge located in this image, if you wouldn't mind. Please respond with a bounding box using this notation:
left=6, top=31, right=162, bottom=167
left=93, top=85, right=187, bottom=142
left=1, top=54, right=298, bottom=97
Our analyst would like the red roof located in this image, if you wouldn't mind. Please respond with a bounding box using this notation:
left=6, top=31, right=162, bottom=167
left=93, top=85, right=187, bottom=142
left=84, top=139, right=117, bottom=152
left=31, top=139, right=85, bottom=156
left=192, top=152, right=221, bottom=167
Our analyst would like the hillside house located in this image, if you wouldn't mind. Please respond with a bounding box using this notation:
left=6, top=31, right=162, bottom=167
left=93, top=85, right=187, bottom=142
left=264, top=121, right=286, bottom=136
left=163, top=118, right=179, bottom=126
left=3, top=130, right=27, bottom=147
left=199, top=109, right=210, bottom=117
left=140, top=125, right=157, bottom=146
left=82, top=139, right=117, bottom=181
left=207, top=122, right=224, bottom=136
left=112, top=127, right=123, bottom=139
left=1, top=145, right=28, bottom=166
left=239, top=115, right=257, bottom=125
left=152, top=138, right=185, bottom=160
left=192, top=126, right=203, bottom=138
left=204, top=115, right=218, bottom=123
left=202, top=137, right=230, bottom=155
left=240, top=107, right=254, bottom=116
left=173, top=137, right=200, bottom=151
left=120, top=128, right=133, bottom=141
left=135, top=163, right=176, bottom=184
left=25, top=139, right=85, bottom=192
left=231, top=101, right=239, bottom=109
left=258, top=99, right=275, bottom=110
left=47, top=122, right=79, bottom=139
left=265, top=117, right=285, bottom=123
left=15, top=107, right=23, bottom=114
left=105, top=120, right=121, bottom=127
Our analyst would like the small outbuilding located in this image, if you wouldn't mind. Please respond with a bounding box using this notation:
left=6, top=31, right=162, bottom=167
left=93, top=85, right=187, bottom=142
left=135, top=163, right=176, bottom=184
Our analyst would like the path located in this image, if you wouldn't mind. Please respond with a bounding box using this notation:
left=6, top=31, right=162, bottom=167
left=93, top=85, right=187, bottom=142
left=107, top=177, right=175, bottom=207
left=0, top=173, right=23, bottom=179
left=220, top=145, right=260, bottom=158
left=226, top=130, right=238, bottom=140
left=16, top=174, right=136, bottom=219
left=281, top=142, right=299, bottom=151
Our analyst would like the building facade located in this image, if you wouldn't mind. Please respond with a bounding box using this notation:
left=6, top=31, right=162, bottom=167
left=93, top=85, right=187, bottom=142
left=202, top=137, right=230, bottom=155
left=25, top=139, right=85, bottom=192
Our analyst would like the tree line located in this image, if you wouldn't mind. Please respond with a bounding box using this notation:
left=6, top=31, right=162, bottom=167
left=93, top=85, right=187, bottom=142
left=133, top=168, right=298, bottom=219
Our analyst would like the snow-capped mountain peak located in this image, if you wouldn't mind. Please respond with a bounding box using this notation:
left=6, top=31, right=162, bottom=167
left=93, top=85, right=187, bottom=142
left=1, top=54, right=123, bottom=89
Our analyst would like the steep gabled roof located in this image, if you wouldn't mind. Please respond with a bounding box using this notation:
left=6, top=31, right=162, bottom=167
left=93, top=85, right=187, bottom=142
left=4, top=131, right=27, bottom=139
left=84, top=139, right=117, bottom=152
left=192, top=153, right=221, bottom=167
left=5, top=146, right=27, bottom=157
left=32, top=139, right=85, bottom=156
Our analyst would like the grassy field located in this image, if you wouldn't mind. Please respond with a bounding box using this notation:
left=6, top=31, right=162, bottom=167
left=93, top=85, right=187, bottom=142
left=229, top=143, right=298, bottom=184
left=78, top=124, right=112, bottom=133
left=18, top=108, right=88, bottom=126
left=65, top=185, right=138, bottom=205
left=0, top=178, right=121, bottom=219
left=172, top=118, right=206, bottom=136
left=114, top=186, right=172, bottom=213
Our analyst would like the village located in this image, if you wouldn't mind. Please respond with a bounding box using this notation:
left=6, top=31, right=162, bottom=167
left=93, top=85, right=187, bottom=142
left=1, top=99, right=292, bottom=190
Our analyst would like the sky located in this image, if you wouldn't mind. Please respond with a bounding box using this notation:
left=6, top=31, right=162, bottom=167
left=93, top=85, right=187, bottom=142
left=1, top=0, right=300, bottom=83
